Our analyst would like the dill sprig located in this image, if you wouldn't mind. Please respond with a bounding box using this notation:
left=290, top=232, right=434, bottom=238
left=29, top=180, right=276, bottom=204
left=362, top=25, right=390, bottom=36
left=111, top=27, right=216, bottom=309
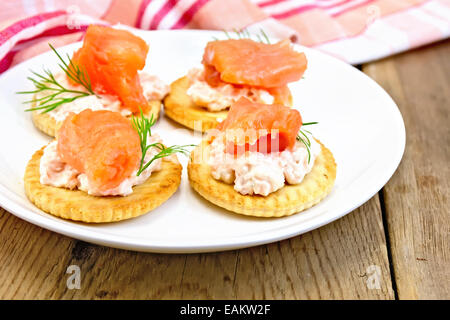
left=214, top=28, right=271, bottom=44
left=296, top=122, right=318, bottom=164
left=17, top=43, right=95, bottom=113
left=132, top=108, right=195, bottom=176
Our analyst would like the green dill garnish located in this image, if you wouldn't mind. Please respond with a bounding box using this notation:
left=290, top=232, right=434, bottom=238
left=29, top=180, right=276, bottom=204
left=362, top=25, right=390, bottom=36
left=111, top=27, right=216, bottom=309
left=260, top=28, right=270, bottom=44
left=302, top=122, right=318, bottom=126
left=296, top=122, right=319, bottom=164
left=17, top=43, right=95, bottom=113
left=217, top=28, right=271, bottom=44
left=233, top=28, right=242, bottom=39
left=131, top=108, right=195, bottom=176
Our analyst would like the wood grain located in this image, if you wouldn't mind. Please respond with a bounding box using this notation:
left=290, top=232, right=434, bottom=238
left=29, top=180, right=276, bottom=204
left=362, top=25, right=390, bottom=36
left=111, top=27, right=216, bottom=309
left=0, top=194, right=393, bottom=299
left=363, top=40, right=450, bottom=299
left=232, top=197, right=393, bottom=299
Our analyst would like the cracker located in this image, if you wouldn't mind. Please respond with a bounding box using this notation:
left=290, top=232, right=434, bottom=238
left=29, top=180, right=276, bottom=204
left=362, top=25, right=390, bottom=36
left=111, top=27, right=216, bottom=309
left=188, top=140, right=336, bottom=217
left=31, top=99, right=162, bottom=137
left=24, top=146, right=182, bottom=223
left=164, top=77, right=228, bottom=132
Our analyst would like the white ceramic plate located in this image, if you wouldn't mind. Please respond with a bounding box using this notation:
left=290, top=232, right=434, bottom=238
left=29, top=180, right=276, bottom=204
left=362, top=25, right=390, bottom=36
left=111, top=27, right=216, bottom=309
left=0, top=29, right=405, bottom=253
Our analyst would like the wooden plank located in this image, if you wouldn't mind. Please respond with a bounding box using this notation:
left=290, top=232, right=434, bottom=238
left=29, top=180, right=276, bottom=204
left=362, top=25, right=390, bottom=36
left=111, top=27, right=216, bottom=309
left=0, top=207, right=74, bottom=299
left=232, top=197, right=394, bottom=299
left=0, top=207, right=187, bottom=299
left=181, top=251, right=239, bottom=299
left=362, top=40, right=450, bottom=299
left=0, top=193, right=394, bottom=299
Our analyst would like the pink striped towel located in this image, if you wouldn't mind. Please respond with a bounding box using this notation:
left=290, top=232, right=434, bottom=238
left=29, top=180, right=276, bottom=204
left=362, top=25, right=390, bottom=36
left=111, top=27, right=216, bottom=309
left=1, top=0, right=449, bottom=73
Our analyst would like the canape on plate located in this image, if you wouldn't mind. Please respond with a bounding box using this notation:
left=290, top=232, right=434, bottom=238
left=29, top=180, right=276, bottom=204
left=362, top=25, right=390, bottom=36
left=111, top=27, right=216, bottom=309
left=24, top=109, right=189, bottom=223
left=23, top=25, right=169, bottom=137
left=164, top=38, right=307, bottom=132
left=187, top=97, right=336, bottom=217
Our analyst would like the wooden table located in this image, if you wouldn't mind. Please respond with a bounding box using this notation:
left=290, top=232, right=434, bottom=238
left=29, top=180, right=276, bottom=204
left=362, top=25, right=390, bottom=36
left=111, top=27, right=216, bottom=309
left=0, top=40, right=448, bottom=300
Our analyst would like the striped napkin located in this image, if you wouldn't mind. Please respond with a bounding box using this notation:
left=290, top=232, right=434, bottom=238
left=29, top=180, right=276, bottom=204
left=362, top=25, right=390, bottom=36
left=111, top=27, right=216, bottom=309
left=1, top=0, right=449, bottom=73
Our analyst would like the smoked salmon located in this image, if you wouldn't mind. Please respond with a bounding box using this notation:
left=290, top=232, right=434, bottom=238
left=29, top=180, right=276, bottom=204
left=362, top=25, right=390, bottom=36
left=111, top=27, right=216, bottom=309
left=217, top=97, right=302, bottom=154
left=57, top=109, right=141, bottom=192
left=202, top=39, right=307, bottom=89
left=71, top=25, right=149, bottom=113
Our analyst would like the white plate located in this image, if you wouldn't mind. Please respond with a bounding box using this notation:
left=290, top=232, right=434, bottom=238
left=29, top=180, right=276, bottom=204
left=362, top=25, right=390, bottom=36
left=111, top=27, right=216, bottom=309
left=0, top=30, right=405, bottom=253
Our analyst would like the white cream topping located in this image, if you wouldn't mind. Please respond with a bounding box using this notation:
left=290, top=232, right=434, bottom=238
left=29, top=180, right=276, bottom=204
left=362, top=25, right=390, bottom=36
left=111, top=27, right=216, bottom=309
left=39, top=134, right=165, bottom=196
left=36, top=72, right=168, bottom=122
left=208, top=132, right=321, bottom=196
left=140, top=73, right=170, bottom=101
left=186, top=68, right=274, bottom=112
left=39, top=141, right=79, bottom=189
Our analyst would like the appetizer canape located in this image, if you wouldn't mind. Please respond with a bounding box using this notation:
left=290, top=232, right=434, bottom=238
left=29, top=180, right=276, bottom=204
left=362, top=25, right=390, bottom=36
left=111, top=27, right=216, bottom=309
left=19, top=25, right=169, bottom=137
left=188, top=97, right=336, bottom=217
left=24, top=109, right=192, bottom=223
left=164, top=37, right=307, bottom=132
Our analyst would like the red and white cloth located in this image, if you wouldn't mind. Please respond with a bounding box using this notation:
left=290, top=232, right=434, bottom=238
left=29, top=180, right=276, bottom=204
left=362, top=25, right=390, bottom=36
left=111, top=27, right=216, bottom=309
left=1, top=0, right=449, bottom=73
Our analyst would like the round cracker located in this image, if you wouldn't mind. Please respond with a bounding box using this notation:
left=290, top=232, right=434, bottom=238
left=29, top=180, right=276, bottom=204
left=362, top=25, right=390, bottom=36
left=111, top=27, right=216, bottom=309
left=188, top=140, right=336, bottom=217
left=164, top=77, right=228, bottom=132
left=24, top=146, right=182, bottom=223
left=31, top=99, right=162, bottom=137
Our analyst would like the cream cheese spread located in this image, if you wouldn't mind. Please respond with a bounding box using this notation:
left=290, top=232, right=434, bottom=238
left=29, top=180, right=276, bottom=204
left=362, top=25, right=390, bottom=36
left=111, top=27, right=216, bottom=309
left=208, top=132, right=321, bottom=196
left=186, top=68, right=274, bottom=112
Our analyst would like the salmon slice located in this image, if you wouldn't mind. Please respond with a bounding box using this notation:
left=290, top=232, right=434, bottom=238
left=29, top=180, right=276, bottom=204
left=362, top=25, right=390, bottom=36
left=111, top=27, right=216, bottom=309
left=217, top=97, right=302, bottom=154
left=202, top=39, right=307, bottom=89
left=268, top=85, right=292, bottom=106
left=71, top=25, right=149, bottom=113
left=57, top=109, right=141, bottom=192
